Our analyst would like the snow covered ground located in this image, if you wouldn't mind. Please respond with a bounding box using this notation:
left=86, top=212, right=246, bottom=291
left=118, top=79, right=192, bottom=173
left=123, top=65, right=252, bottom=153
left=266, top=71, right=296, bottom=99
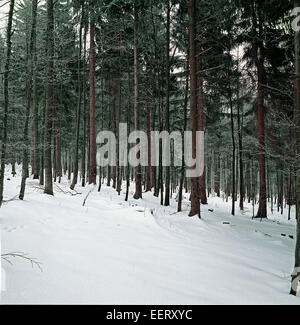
left=0, top=165, right=300, bottom=304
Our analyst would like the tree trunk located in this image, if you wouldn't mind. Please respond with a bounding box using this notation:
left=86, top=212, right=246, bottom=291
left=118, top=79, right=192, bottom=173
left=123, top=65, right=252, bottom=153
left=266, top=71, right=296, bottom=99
left=196, top=41, right=207, bottom=205
left=112, top=78, right=117, bottom=189
left=198, top=76, right=207, bottom=205
left=89, top=15, right=96, bottom=184
left=254, top=6, right=267, bottom=219
left=19, top=0, right=37, bottom=200
left=0, top=0, right=15, bottom=206
left=55, top=115, right=62, bottom=183
left=178, top=60, right=189, bottom=212
left=53, top=103, right=57, bottom=182
left=43, top=0, right=54, bottom=196
left=32, top=0, right=39, bottom=180
left=133, top=5, right=142, bottom=200
left=188, top=0, right=200, bottom=217
left=291, top=0, right=300, bottom=296
left=125, top=58, right=131, bottom=202
left=164, top=1, right=170, bottom=206
left=71, top=4, right=84, bottom=190
left=236, top=49, right=244, bottom=210
left=39, top=93, right=46, bottom=185
left=214, top=150, right=220, bottom=197
left=81, top=25, right=87, bottom=187
left=11, top=102, right=16, bottom=177
left=116, top=30, right=123, bottom=196
left=145, top=64, right=152, bottom=192
left=229, top=81, right=235, bottom=216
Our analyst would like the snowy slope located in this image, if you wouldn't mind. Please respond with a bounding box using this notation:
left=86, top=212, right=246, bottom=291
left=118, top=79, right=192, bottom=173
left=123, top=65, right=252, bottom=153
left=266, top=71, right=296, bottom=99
left=0, top=165, right=300, bottom=304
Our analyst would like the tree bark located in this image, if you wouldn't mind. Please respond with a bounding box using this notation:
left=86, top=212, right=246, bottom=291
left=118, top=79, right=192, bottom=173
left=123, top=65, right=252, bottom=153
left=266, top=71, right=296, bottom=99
left=236, top=48, right=244, bottom=210
left=39, top=92, right=46, bottom=185
left=164, top=1, right=170, bottom=206
left=125, top=58, right=131, bottom=202
left=89, top=14, right=96, bottom=184
left=229, top=86, right=235, bottom=216
left=214, top=150, right=220, bottom=197
left=32, top=0, right=39, bottom=179
left=291, top=0, right=300, bottom=296
left=71, top=4, right=84, bottom=190
left=81, top=25, right=87, bottom=187
left=178, top=61, right=189, bottom=212
left=133, top=5, right=142, bottom=200
left=188, top=0, right=200, bottom=217
left=253, top=5, right=267, bottom=218
left=198, top=76, right=207, bottom=205
left=0, top=0, right=15, bottom=206
left=116, top=30, right=123, bottom=196
left=112, top=78, right=117, bottom=189
left=19, top=0, right=37, bottom=200
left=145, top=62, right=152, bottom=192
left=43, top=0, right=54, bottom=196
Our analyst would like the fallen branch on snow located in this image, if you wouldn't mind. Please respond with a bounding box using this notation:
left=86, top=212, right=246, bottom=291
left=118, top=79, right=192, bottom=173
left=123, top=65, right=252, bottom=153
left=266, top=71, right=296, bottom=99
left=1, top=252, right=43, bottom=272
left=54, top=183, right=81, bottom=196
left=83, top=187, right=94, bottom=206
left=2, top=195, right=19, bottom=204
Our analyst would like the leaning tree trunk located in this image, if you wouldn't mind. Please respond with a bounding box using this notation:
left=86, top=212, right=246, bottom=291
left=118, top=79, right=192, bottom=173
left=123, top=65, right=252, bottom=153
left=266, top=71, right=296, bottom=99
left=290, top=0, right=300, bottom=296
left=44, top=0, right=54, bottom=195
left=0, top=0, right=15, bottom=206
left=133, top=5, right=142, bottom=200
left=188, top=0, right=200, bottom=217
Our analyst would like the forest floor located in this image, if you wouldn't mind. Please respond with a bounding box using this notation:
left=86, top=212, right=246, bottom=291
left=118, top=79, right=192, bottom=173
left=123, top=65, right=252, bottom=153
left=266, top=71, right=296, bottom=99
left=0, top=165, right=300, bottom=304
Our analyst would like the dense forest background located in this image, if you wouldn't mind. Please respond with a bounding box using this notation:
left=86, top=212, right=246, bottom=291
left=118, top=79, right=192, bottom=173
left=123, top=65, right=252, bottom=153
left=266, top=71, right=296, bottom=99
left=0, top=0, right=299, bottom=296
